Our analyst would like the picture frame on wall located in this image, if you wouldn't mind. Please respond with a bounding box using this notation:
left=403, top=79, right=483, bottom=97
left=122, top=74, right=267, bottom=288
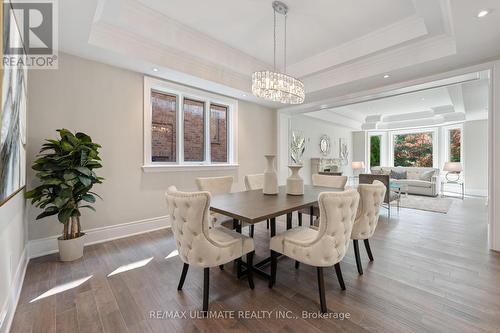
left=0, top=1, right=28, bottom=206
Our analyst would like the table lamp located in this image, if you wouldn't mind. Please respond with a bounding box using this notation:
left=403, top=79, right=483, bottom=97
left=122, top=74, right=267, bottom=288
left=351, top=161, right=365, bottom=175
left=443, top=162, right=462, bottom=181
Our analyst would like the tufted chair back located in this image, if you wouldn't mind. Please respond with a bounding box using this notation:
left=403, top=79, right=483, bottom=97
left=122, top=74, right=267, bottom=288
left=244, top=174, right=264, bottom=190
left=312, top=174, right=348, bottom=189
left=196, top=176, right=233, bottom=195
left=351, top=180, right=386, bottom=240
left=166, top=186, right=226, bottom=267
left=282, top=190, right=359, bottom=267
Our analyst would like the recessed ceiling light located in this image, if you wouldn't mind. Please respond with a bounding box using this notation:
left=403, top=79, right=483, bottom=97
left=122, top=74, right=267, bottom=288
left=477, top=10, right=489, bottom=18
left=383, top=74, right=390, bottom=79
left=242, top=94, right=247, bottom=97
left=152, top=67, right=159, bottom=72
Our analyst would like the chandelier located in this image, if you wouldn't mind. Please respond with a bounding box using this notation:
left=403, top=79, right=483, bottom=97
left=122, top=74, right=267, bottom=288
left=252, top=1, right=305, bottom=105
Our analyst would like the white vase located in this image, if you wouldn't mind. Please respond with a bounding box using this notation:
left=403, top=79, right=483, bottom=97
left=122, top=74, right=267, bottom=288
left=263, top=154, right=278, bottom=195
left=58, top=232, right=86, bottom=261
left=287, top=165, right=304, bottom=195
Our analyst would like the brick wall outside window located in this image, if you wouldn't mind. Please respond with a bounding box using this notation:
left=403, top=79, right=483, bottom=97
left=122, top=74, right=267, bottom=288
left=183, top=98, right=205, bottom=161
left=210, top=104, right=228, bottom=162
left=151, top=92, right=176, bottom=162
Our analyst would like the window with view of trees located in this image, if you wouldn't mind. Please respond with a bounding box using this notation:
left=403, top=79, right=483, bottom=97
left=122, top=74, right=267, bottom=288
left=393, top=132, right=433, bottom=167
left=370, top=135, right=381, bottom=167
left=449, top=128, right=461, bottom=162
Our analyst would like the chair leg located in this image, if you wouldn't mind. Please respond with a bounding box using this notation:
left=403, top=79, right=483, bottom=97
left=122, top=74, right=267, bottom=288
left=250, top=225, right=255, bottom=238
left=364, top=239, right=374, bottom=261
left=269, top=250, right=278, bottom=288
left=203, top=267, right=209, bottom=315
left=316, top=267, right=327, bottom=313
left=177, top=263, right=189, bottom=290
left=266, top=219, right=269, bottom=229
left=388, top=202, right=391, bottom=218
left=353, top=240, right=363, bottom=275
left=295, top=261, right=300, bottom=269
left=219, top=265, right=224, bottom=270
left=298, top=212, right=302, bottom=226
left=334, top=263, right=346, bottom=290
left=247, top=251, right=255, bottom=289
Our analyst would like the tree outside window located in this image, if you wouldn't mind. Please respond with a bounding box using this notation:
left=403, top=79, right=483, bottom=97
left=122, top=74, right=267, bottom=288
left=449, top=128, right=461, bottom=162
left=393, top=132, right=433, bottom=167
left=370, top=135, right=381, bottom=167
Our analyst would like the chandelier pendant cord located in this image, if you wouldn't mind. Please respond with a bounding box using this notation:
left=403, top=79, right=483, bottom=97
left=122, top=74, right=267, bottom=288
left=284, top=12, right=287, bottom=73
left=273, top=8, right=276, bottom=71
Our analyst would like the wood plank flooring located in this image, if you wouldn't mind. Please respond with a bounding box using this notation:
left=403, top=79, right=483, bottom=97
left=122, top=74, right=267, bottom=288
left=11, top=196, right=500, bottom=333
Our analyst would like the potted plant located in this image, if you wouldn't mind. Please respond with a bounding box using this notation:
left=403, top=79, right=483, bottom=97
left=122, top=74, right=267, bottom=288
left=26, top=129, right=103, bottom=261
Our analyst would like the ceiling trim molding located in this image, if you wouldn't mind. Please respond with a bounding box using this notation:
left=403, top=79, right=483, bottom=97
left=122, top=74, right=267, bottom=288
left=94, top=0, right=270, bottom=77
left=302, top=33, right=457, bottom=93
left=89, top=21, right=252, bottom=92
left=288, top=15, right=428, bottom=78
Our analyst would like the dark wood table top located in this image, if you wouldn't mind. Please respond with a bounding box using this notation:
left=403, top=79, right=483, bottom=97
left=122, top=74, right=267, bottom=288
left=210, top=185, right=342, bottom=223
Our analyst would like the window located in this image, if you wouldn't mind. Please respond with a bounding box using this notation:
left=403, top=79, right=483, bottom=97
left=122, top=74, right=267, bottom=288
left=448, top=128, right=461, bottom=162
left=151, top=91, right=176, bottom=162
left=370, top=135, right=381, bottom=167
left=183, top=98, right=205, bottom=162
left=393, top=131, right=434, bottom=167
left=143, top=77, right=237, bottom=170
left=210, top=104, right=228, bottom=163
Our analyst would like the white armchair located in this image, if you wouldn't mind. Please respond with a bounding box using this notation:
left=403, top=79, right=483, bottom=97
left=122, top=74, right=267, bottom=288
left=351, top=180, right=386, bottom=275
left=166, top=186, right=255, bottom=314
left=269, top=189, right=360, bottom=313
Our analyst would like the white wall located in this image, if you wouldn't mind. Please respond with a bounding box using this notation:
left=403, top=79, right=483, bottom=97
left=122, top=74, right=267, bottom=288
left=0, top=191, right=28, bottom=333
left=463, top=120, right=488, bottom=196
left=27, top=53, right=276, bottom=241
left=288, top=115, right=353, bottom=184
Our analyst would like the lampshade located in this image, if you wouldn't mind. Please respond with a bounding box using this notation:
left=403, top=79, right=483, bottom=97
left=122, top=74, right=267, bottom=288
left=351, top=161, right=365, bottom=170
left=443, top=162, right=462, bottom=172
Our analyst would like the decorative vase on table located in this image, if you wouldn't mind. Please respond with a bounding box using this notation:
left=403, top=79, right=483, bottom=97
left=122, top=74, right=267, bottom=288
left=263, top=154, right=279, bottom=195
left=287, top=165, right=304, bottom=195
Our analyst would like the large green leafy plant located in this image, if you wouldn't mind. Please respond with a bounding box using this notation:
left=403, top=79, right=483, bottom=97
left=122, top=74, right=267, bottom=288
left=26, top=129, right=103, bottom=240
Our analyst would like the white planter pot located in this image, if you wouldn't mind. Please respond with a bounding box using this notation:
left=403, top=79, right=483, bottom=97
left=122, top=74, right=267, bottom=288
left=287, top=165, right=304, bottom=195
left=263, top=154, right=279, bottom=195
left=58, top=233, right=86, bottom=261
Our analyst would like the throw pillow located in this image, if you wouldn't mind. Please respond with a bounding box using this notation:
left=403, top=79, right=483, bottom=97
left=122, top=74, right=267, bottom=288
left=371, top=168, right=381, bottom=175
left=390, top=169, right=407, bottom=180
left=419, top=170, right=434, bottom=182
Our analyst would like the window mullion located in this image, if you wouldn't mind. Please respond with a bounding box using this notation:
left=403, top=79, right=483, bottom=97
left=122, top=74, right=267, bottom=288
left=205, top=102, right=211, bottom=164
left=178, top=95, right=184, bottom=164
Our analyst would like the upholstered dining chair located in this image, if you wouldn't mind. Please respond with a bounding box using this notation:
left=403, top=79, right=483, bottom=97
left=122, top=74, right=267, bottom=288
left=297, top=175, right=348, bottom=226
left=269, top=189, right=360, bottom=313
left=244, top=174, right=270, bottom=230
left=166, top=186, right=255, bottom=314
left=195, top=176, right=254, bottom=233
left=358, top=174, right=399, bottom=218
left=351, top=180, right=386, bottom=275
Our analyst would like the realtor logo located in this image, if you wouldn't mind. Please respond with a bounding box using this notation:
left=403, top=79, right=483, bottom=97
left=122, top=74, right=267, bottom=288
left=3, top=0, right=58, bottom=69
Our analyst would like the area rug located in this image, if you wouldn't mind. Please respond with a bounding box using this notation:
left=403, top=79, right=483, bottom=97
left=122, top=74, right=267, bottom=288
left=398, top=195, right=453, bottom=214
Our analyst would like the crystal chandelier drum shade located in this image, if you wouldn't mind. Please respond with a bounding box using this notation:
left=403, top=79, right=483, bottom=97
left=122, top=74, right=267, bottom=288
left=252, top=71, right=305, bottom=104
left=251, top=1, right=305, bottom=105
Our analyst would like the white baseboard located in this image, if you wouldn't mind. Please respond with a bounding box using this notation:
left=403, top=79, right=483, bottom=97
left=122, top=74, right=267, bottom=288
left=28, top=215, right=170, bottom=259
left=0, top=247, right=28, bottom=333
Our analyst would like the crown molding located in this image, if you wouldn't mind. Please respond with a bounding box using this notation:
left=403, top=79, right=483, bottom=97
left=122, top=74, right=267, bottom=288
left=288, top=15, right=428, bottom=78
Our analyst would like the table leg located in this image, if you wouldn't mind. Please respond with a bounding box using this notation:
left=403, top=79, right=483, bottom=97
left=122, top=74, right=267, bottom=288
left=286, top=213, right=292, bottom=230
left=270, top=217, right=276, bottom=237
left=309, top=206, right=314, bottom=225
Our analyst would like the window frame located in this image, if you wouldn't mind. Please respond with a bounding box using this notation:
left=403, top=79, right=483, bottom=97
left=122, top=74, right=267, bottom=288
left=388, top=127, right=439, bottom=168
left=442, top=124, right=463, bottom=164
left=143, top=76, right=238, bottom=172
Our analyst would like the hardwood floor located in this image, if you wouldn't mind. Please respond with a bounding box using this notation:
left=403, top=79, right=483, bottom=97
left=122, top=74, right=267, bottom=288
left=11, top=196, right=500, bottom=333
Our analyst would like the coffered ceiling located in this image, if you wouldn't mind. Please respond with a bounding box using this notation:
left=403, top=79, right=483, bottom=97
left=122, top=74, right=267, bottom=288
left=59, top=0, right=500, bottom=108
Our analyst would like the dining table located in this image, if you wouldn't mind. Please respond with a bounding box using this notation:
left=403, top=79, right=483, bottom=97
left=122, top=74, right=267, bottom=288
left=210, top=185, right=343, bottom=280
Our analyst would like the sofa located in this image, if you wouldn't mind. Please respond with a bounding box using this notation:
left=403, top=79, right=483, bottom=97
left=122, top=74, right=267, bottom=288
left=370, top=166, right=439, bottom=197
